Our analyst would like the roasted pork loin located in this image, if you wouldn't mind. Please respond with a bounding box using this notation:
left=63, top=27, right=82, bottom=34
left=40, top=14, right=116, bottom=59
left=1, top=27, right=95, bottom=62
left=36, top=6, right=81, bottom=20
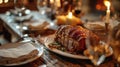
left=55, top=25, right=99, bottom=53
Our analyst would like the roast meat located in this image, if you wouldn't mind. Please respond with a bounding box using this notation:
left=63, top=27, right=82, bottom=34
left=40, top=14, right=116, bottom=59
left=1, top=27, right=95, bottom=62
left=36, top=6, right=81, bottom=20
left=55, top=25, right=100, bottom=53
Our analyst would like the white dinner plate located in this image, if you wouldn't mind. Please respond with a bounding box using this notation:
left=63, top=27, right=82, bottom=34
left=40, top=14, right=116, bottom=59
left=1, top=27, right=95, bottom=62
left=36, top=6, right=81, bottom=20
left=43, top=35, right=113, bottom=59
left=2, top=42, right=44, bottom=66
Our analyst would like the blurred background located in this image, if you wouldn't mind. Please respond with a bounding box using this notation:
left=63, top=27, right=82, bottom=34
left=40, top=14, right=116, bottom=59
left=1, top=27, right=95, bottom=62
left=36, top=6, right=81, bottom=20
left=0, top=0, right=119, bottom=13
left=0, top=0, right=120, bottom=44
left=0, top=0, right=37, bottom=13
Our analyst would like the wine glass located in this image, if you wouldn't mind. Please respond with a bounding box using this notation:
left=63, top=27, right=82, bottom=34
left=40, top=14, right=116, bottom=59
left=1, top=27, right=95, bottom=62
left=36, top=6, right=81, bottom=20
left=37, top=0, right=48, bottom=15
left=74, top=0, right=82, bottom=13
left=14, top=0, right=31, bottom=38
left=14, top=0, right=27, bottom=16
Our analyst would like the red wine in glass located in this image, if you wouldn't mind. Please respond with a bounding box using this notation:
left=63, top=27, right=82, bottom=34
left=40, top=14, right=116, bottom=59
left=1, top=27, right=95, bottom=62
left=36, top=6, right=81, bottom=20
left=75, top=9, right=81, bottom=14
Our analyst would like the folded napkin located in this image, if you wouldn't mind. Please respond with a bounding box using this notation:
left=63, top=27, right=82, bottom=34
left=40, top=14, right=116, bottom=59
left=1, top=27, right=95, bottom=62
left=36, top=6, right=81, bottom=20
left=0, top=43, right=37, bottom=58
left=84, top=22, right=105, bottom=30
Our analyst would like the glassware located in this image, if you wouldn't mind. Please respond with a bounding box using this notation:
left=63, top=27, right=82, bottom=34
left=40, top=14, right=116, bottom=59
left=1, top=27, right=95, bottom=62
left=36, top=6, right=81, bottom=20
left=37, top=0, right=48, bottom=15
left=14, top=0, right=31, bottom=38
left=14, top=0, right=31, bottom=21
left=74, top=0, right=82, bottom=15
left=14, top=0, right=27, bottom=16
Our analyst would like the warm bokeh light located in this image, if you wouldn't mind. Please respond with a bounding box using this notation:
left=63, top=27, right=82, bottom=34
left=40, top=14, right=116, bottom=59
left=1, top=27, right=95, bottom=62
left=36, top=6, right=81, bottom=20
left=4, top=0, right=8, bottom=3
left=0, top=0, right=9, bottom=4
left=67, top=12, right=72, bottom=19
left=55, top=0, right=61, bottom=7
left=50, top=0, right=54, bottom=4
left=0, top=0, right=3, bottom=4
left=96, top=4, right=101, bottom=10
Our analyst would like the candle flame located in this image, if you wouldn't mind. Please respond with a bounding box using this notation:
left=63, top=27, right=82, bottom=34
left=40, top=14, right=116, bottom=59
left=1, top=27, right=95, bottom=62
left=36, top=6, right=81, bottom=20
left=104, top=0, right=111, bottom=23
left=104, top=0, right=111, bottom=10
left=0, top=0, right=3, bottom=4
left=68, top=12, right=72, bottom=19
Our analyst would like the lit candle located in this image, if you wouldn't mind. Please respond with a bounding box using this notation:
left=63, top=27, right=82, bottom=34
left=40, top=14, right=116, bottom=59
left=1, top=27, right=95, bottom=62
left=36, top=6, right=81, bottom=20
left=56, top=12, right=82, bottom=26
left=66, top=12, right=73, bottom=24
left=104, top=0, right=111, bottom=23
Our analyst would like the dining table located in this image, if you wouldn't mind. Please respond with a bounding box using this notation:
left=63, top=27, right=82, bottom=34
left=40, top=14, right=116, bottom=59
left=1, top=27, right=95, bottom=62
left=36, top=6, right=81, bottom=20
left=0, top=10, right=120, bottom=67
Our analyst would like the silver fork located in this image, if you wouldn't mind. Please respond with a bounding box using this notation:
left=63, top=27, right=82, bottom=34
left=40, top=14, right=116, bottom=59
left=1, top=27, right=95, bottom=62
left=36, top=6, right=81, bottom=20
left=42, top=54, right=58, bottom=67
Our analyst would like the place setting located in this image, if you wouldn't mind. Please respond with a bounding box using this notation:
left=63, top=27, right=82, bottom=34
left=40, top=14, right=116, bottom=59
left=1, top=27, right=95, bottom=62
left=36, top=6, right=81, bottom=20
left=0, top=37, right=44, bottom=66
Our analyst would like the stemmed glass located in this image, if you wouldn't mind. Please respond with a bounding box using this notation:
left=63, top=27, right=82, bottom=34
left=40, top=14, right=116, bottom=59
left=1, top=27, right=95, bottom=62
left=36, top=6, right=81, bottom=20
left=14, top=0, right=27, bottom=16
left=37, top=0, right=48, bottom=15
left=14, top=0, right=31, bottom=18
left=74, top=0, right=82, bottom=16
left=14, top=0, right=30, bottom=38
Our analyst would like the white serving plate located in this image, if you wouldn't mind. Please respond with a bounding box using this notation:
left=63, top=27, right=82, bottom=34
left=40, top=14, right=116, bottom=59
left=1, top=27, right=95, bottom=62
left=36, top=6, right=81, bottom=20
left=43, top=35, right=113, bottom=59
